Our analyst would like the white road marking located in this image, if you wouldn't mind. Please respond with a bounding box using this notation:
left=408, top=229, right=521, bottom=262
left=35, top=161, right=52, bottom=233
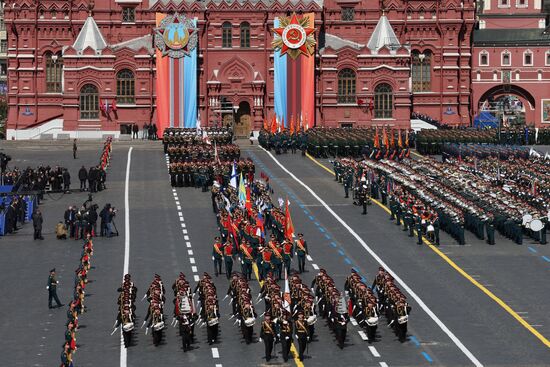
left=306, top=255, right=313, bottom=261
left=379, top=363, right=389, bottom=367
left=175, top=201, right=180, bottom=205
left=190, top=258, right=195, bottom=264
left=350, top=317, right=358, bottom=326
left=194, top=275, right=200, bottom=282
left=358, top=330, right=368, bottom=341
left=181, top=222, right=186, bottom=228
left=192, top=266, right=198, bottom=273
left=186, top=242, right=192, bottom=248
left=312, top=264, right=319, bottom=270
left=120, top=146, right=133, bottom=367
left=211, top=347, right=220, bottom=358
left=188, top=250, right=194, bottom=255
left=215, top=364, right=223, bottom=367
left=183, top=229, right=188, bottom=234
left=184, top=235, right=190, bottom=240
left=369, top=346, right=381, bottom=357
left=260, top=146, right=484, bottom=367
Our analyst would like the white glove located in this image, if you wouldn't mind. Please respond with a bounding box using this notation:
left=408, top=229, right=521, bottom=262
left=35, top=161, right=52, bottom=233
left=46, top=286, right=49, bottom=290
left=259, top=337, right=262, bottom=343
left=212, top=256, right=215, bottom=261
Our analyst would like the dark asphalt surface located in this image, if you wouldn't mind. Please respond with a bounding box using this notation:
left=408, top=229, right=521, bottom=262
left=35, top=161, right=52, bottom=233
left=0, top=141, right=549, bottom=367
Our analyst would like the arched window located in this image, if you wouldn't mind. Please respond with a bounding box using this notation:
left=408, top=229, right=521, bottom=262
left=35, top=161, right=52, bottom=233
left=116, top=69, right=135, bottom=104
left=240, top=22, right=250, bottom=48
left=337, top=68, right=356, bottom=104
left=411, top=50, right=431, bottom=92
left=374, top=83, right=393, bottom=119
left=222, top=22, right=232, bottom=48
left=80, top=84, right=99, bottom=120
left=45, top=52, right=63, bottom=93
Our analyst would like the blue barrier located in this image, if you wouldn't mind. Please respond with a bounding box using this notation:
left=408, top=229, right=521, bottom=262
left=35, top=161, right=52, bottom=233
left=0, top=194, right=38, bottom=236
left=0, top=185, right=14, bottom=193
left=0, top=212, right=5, bottom=236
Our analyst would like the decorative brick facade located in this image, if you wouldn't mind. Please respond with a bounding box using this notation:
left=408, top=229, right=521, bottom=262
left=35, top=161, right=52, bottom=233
left=3, top=0, right=477, bottom=138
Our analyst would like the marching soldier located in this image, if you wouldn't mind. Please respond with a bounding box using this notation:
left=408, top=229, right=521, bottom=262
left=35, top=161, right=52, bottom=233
left=260, top=246, right=272, bottom=281
left=260, top=313, right=276, bottom=362
left=295, top=312, right=309, bottom=362
left=295, top=233, right=308, bottom=273
left=279, top=313, right=293, bottom=363
left=239, top=240, right=255, bottom=281
left=282, top=239, right=294, bottom=275
left=223, top=240, right=234, bottom=280
left=212, top=236, right=224, bottom=276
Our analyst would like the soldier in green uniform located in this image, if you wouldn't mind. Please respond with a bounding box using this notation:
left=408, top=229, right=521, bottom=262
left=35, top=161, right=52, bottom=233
left=295, top=233, right=308, bottom=273
left=47, top=268, right=63, bottom=309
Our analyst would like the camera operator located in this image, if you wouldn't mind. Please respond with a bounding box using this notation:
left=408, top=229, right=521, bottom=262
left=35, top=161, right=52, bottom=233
left=100, top=204, right=117, bottom=237
left=88, top=204, right=98, bottom=237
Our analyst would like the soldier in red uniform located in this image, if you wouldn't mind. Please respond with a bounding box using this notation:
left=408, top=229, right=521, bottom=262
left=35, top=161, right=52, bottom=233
left=282, top=239, right=294, bottom=275
left=223, top=240, right=234, bottom=279
left=212, top=236, right=224, bottom=276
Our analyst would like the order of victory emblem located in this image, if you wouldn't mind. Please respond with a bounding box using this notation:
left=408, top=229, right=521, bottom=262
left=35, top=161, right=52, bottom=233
left=273, top=13, right=315, bottom=59
left=155, top=14, right=198, bottom=58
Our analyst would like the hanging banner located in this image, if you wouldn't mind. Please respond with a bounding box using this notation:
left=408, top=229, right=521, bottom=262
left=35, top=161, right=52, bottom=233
left=155, top=13, right=198, bottom=132
left=273, top=13, right=316, bottom=129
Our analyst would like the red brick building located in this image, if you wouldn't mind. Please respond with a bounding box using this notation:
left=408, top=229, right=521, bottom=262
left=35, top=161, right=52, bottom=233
left=472, top=0, right=550, bottom=128
left=3, top=0, right=476, bottom=139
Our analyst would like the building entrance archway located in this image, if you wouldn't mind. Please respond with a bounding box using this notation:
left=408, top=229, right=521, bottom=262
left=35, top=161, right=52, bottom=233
left=478, top=84, right=536, bottom=127
left=234, top=101, right=251, bottom=138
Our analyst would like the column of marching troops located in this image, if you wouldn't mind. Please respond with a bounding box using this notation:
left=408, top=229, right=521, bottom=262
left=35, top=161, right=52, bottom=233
left=259, top=126, right=550, bottom=159
left=332, top=144, right=549, bottom=246
left=59, top=235, right=94, bottom=367
left=106, top=152, right=412, bottom=363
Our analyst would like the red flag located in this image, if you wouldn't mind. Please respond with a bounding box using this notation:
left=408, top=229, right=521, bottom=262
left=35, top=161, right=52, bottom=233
left=271, top=115, right=277, bottom=134
left=290, top=115, right=295, bottom=134
left=405, top=129, right=409, bottom=148
left=374, top=127, right=380, bottom=149
left=390, top=129, right=395, bottom=148
left=245, top=186, right=252, bottom=214
left=263, top=117, right=268, bottom=131
left=382, top=126, right=389, bottom=149
left=398, top=129, right=403, bottom=149
left=284, top=199, right=295, bottom=241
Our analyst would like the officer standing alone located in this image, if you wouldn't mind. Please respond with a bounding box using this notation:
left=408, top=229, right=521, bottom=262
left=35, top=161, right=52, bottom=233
left=47, top=268, right=63, bottom=309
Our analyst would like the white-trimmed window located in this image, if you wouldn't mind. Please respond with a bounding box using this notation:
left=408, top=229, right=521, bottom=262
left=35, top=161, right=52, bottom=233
left=546, top=51, right=550, bottom=66
left=419, top=10, right=425, bottom=19
left=502, top=51, right=511, bottom=66
left=480, top=51, right=489, bottom=66
left=523, top=50, right=533, bottom=66
left=516, top=0, right=528, bottom=7
left=499, top=0, right=511, bottom=7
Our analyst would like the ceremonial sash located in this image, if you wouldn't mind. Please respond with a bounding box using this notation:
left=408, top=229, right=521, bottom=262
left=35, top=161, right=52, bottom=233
left=263, top=321, right=274, bottom=334
left=296, top=320, right=308, bottom=333
left=240, top=245, right=254, bottom=261
left=271, top=246, right=283, bottom=260
left=295, top=240, right=306, bottom=252
left=213, top=244, right=223, bottom=257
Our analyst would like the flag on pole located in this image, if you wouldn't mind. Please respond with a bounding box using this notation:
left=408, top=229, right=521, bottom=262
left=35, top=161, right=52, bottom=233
left=238, top=172, right=246, bottom=205
left=202, top=129, right=211, bottom=145
left=397, top=129, right=403, bottom=149
left=214, top=141, right=220, bottom=164
left=283, top=267, right=291, bottom=313
left=230, top=162, right=238, bottom=189
left=271, top=115, right=277, bottom=134
left=405, top=129, right=409, bottom=148
left=390, top=129, right=395, bottom=148
left=284, top=199, right=295, bottom=241
left=373, top=127, right=380, bottom=149
left=382, top=126, right=389, bottom=149
left=245, top=186, right=252, bottom=213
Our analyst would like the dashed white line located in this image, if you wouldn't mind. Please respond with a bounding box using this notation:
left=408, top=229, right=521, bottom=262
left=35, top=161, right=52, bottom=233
left=186, top=242, right=192, bottom=248
left=350, top=317, right=358, bottom=326
left=189, top=258, right=195, bottom=264
left=194, top=274, right=200, bottom=282
left=192, top=266, right=198, bottom=273
left=184, top=235, right=190, bottom=240
left=369, top=345, right=381, bottom=357
left=261, top=146, right=483, bottom=367
left=178, top=212, right=183, bottom=217
left=175, top=201, right=180, bottom=205
left=183, top=229, right=188, bottom=234
left=180, top=222, right=186, bottom=227
left=211, top=347, right=220, bottom=358
left=358, top=330, right=368, bottom=341
left=379, top=362, right=389, bottom=367
left=188, top=249, right=194, bottom=255
left=306, top=255, right=313, bottom=261
left=215, top=364, right=223, bottom=367
left=312, top=263, right=319, bottom=270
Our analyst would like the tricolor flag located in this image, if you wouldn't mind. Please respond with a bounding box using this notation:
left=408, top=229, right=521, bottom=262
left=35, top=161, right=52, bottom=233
left=283, top=267, right=291, bottom=313
left=230, top=162, right=238, bottom=189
